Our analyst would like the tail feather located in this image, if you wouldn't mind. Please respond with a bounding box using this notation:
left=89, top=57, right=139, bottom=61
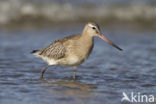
left=31, top=50, right=39, bottom=54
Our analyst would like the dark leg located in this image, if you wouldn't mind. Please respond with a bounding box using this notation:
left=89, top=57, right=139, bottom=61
left=40, top=65, right=49, bottom=79
left=73, top=66, right=77, bottom=80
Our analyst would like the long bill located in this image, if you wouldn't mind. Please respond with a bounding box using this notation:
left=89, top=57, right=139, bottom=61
left=98, top=34, right=123, bottom=51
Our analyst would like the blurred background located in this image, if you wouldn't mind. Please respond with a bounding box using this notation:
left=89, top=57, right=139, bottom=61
left=0, top=0, right=156, bottom=28
left=0, top=0, right=156, bottom=104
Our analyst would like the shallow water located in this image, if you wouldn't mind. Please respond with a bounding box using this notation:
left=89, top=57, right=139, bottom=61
left=0, top=26, right=156, bottom=104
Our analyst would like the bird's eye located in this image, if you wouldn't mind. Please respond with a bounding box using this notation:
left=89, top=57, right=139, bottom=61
left=92, top=27, right=96, bottom=30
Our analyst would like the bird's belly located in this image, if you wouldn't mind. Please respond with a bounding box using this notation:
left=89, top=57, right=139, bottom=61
left=40, top=56, right=58, bottom=65
left=58, top=55, right=83, bottom=66
left=67, top=55, right=82, bottom=66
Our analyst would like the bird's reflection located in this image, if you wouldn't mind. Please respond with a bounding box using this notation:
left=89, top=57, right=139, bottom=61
left=40, top=78, right=97, bottom=103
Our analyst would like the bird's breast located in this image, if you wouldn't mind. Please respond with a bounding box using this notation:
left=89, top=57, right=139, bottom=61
left=61, top=36, right=94, bottom=66
left=72, top=40, right=94, bottom=63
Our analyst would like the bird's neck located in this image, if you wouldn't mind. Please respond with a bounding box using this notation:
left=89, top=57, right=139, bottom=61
left=78, top=31, right=94, bottom=59
left=79, top=31, right=94, bottom=52
left=81, top=31, right=93, bottom=44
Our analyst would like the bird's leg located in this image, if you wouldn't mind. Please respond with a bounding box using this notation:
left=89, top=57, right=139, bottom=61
left=73, top=66, right=77, bottom=80
left=40, top=65, right=49, bottom=79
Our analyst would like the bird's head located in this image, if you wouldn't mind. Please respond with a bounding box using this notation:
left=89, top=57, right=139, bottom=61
left=84, top=22, right=101, bottom=37
left=83, top=22, right=123, bottom=51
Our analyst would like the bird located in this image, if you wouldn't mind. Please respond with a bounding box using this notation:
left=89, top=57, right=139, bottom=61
left=32, top=22, right=122, bottom=79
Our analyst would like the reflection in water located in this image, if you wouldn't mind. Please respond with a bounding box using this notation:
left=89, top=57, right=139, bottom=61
left=40, top=79, right=96, bottom=103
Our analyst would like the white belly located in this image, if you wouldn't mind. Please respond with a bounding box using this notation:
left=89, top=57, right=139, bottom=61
left=34, top=54, right=57, bottom=65
left=42, top=56, right=58, bottom=65
left=34, top=52, right=82, bottom=66
left=67, top=55, right=81, bottom=66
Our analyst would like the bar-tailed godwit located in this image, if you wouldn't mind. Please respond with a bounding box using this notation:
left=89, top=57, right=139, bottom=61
left=32, top=22, right=122, bottom=79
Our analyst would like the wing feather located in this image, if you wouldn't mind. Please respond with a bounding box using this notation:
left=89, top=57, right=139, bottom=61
left=39, top=42, right=66, bottom=59
left=36, top=34, right=80, bottom=60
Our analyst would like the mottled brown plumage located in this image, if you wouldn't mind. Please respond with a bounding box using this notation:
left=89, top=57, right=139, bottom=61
left=32, top=22, right=122, bottom=79
left=39, top=35, right=80, bottom=60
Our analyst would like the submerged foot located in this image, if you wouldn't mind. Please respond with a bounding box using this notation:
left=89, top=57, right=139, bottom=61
left=73, top=75, right=76, bottom=80
left=40, top=76, right=44, bottom=80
